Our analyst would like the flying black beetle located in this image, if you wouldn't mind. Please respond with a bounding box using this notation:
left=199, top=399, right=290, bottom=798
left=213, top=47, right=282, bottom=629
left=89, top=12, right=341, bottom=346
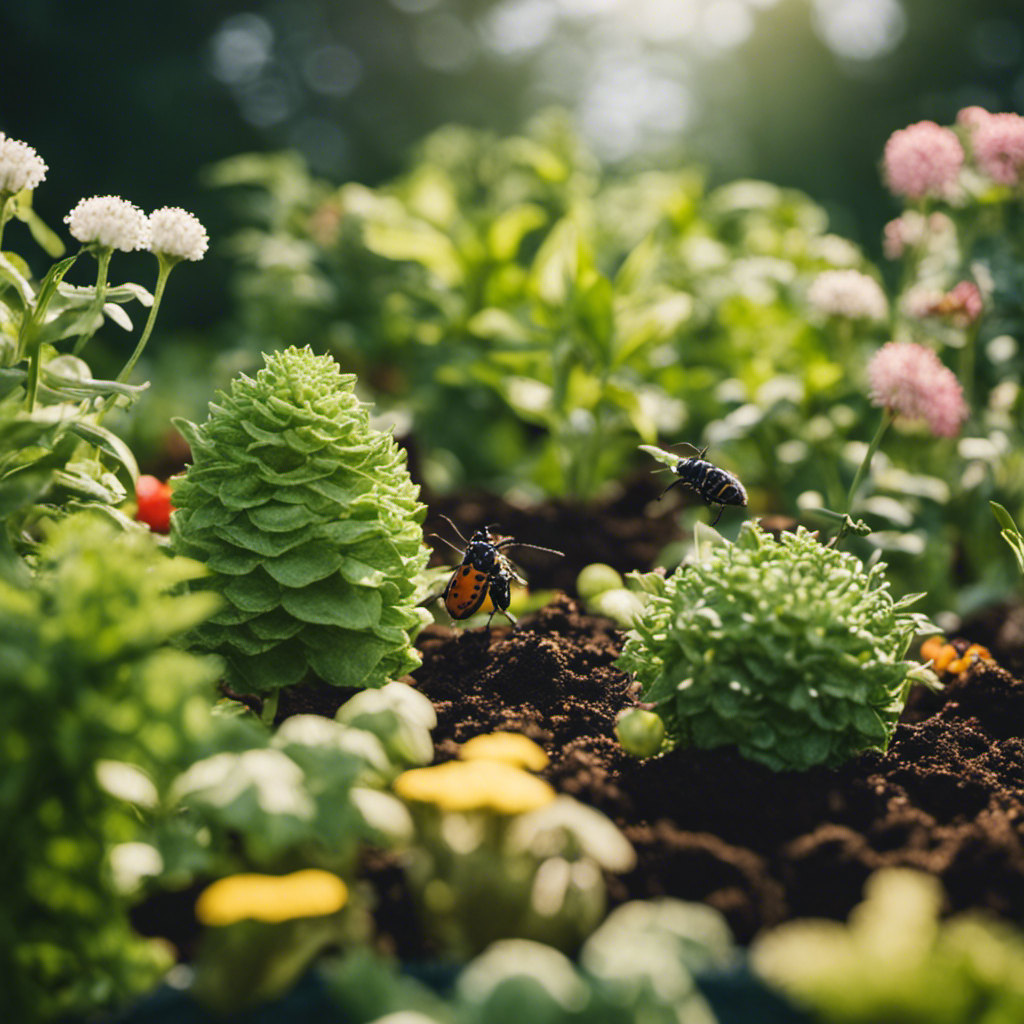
left=430, top=516, right=563, bottom=628
left=658, top=443, right=748, bottom=527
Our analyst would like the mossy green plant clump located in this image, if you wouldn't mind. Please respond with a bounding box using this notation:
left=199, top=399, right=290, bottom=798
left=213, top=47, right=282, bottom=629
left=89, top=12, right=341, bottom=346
left=616, top=521, right=938, bottom=771
left=171, top=346, right=430, bottom=696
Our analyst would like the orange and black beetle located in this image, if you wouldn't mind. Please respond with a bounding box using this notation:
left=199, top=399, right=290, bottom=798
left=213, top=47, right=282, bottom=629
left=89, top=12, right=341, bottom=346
left=432, top=516, right=563, bottom=627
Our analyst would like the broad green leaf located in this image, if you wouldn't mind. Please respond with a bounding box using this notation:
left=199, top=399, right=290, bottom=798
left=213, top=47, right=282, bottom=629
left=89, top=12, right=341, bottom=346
left=488, top=203, right=548, bottom=261
left=67, top=420, right=140, bottom=479
left=0, top=252, right=35, bottom=305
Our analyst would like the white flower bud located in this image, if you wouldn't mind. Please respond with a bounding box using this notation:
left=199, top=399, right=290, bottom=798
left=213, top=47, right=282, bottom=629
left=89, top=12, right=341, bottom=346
left=0, top=133, right=48, bottom=194
left=148, top=206, right=209, bottom=261
left=65, top=195, right=150, bottom=252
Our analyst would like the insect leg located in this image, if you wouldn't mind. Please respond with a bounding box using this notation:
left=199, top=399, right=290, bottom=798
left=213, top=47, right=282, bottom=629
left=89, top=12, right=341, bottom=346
left=658, top=478, right=684, bottom=501
left=710, top=505, right=725, bottom=527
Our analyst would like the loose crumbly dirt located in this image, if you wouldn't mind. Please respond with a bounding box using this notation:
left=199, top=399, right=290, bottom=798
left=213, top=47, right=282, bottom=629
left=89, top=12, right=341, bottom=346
left=405, top=595, right=1024, bottom=948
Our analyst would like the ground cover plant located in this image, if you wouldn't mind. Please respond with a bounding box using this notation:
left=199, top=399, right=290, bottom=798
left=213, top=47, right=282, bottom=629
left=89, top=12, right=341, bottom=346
left=5, top=104, right=1024, bottom=1024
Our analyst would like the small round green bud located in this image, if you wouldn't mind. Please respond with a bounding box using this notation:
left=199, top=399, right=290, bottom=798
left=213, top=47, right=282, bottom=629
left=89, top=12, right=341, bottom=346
left=577, top=563, right=624, bottom=601
left=591, top=588, right=646, bottom=628
left=616, top=709, right=666, bottom=759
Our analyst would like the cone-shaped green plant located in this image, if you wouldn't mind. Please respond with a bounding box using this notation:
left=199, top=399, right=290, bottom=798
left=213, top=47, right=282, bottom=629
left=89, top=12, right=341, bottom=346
left=171, top=346, right=430, bottom=696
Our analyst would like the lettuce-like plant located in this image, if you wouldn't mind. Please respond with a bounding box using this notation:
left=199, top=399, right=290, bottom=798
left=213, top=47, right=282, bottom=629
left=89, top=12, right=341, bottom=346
left=171, top=346, right=430, bottom=699
left=0, top=512, right=220, bottom=1022
left=617, top=521, right=938, bottom=771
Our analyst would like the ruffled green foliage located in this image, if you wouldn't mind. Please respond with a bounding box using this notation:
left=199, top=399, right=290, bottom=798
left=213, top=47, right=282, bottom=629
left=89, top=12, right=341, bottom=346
left=171, top=345, right=430, bottom=695
left=322, top=898, right=737, bottom=1024
left=0, top=512, right=221, bottom=1022
left=753, top=868, right=1024, bottom=1023
left=617, top=521, right=937, bottom=771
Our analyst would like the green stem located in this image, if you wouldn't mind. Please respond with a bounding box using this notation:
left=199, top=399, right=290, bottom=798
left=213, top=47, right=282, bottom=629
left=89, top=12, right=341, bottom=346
left=96, top=257, right=175, bottom=425
left=846, top=407, right=895, bottom=514
left=71, top=248, right=113, bottom=357
left=260, top=690, right=280, bottom=728
left=116, top=257, right=174, bottom=384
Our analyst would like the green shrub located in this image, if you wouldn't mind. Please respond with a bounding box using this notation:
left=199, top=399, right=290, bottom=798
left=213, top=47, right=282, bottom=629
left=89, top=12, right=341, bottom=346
left=171, top=345, right=431, bottom=697
left=616, top=521, right=938, bottom=771
left=0, top=512, right=220, bottom=1021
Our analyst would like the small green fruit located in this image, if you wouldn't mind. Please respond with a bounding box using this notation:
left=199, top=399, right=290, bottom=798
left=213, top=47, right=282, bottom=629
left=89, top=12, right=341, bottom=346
left=615, top=709, right=666, bottom=759
left=577, top=563, right=624, bottom=601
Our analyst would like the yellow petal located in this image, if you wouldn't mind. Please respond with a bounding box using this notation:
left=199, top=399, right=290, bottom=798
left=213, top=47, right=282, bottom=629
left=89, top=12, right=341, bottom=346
left=196, top=869, right=348, bottom=927
left=459, top=732, right=549, bottom=771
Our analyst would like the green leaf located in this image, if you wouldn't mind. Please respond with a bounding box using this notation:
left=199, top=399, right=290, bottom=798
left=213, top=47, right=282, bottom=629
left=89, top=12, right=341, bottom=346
left=487, top=203, right=548, bottom=261
left=280, top=576, right=383, bottom=629
left=0, top=252, right=35, bottom=305
left=67, top=420, right=140, bottom=479
left=263, top=541, right=344, bottom=587
left=18, top=206, right=66, bottom=258
left=247, top=502, right=319, bottom=532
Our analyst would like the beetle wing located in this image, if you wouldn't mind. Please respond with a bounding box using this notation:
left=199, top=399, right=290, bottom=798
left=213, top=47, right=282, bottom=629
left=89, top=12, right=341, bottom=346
left=444, top=564, right=491, bottom=619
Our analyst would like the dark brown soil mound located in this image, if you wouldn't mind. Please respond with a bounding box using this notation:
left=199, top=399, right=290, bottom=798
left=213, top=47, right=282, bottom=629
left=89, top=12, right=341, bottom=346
left=409, top=595, right=1024, bottom=946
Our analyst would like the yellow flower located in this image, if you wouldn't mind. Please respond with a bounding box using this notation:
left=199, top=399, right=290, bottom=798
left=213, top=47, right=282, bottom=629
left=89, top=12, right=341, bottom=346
left=395, top=759, right=555, bottom=814
left=195, top=869, right=348, bottom=927
left=459, top=732, right=549, bottom=771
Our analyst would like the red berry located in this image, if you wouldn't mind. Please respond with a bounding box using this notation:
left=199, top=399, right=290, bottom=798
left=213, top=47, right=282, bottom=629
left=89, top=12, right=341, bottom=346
left=135, top=475, right=174, bottom=533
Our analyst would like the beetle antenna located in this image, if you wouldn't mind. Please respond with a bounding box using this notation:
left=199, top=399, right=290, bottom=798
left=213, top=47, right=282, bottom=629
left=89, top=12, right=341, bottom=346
left=434, top=514, right=471, bottom=546
left=426, top=532, right=466, bottom=555
left=668, top=441, right=707, bottom=458
left=496, top=540, right=565, bottom=556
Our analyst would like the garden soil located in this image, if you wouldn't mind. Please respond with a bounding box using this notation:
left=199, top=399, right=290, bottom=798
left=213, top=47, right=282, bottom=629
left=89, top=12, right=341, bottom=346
left=145, top=480, right=1024, bottom=962
left=399, top=596, right=1024, bottom=949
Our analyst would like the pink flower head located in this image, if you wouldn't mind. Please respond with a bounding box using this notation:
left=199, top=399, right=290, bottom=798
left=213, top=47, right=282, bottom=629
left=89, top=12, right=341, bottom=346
left=883, top=121, right=964, bottom=201
left=971, top=112, right=1024, bottom=186
left=868, top=341, right=968, bottom=437
left=956, top=106, right=993, bottom=132
left=936, top=280, right=983, bottom=327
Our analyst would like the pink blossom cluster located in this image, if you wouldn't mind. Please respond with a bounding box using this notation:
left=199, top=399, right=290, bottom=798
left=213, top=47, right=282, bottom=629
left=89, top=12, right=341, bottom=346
left=881, top=210, right=955, bottom=260
left=867, top=341, right=968, bottom=438
left=883, top=121, right=964, bottom=201
left=936, top=280, right=984, bottom=327
left=901, top=281, right=983, bottom=328
left=961, top=108, right=1024, bottom=186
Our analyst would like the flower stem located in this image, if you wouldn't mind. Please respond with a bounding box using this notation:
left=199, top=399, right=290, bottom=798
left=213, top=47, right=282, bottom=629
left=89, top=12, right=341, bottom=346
left=72, top=248, right=113, bottom=357
left=846, top=406, right=895, bottom=513
left=116, top=257, right=173, bottom=385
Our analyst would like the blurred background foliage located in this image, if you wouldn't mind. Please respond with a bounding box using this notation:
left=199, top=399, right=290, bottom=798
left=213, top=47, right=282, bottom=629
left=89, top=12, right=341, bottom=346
left=4, top=0, right=1024, bottom=616
left=4, top=0, right=1024, bottom=266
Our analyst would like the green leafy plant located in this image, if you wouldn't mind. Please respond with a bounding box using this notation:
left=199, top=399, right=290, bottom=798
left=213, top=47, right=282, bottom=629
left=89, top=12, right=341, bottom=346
left=616, top=521, right=939, bottom=771
left=170, top=345, right=431, bottom=707
left=150, top=685, right=431, bottom=1013
left=0, top=511, right=221, bottom=1022
left=752, top=868, right=1024, bottom=1023
left=0, top=138, right=209, bottom=572
left=393, top=733, right=635, bottom=960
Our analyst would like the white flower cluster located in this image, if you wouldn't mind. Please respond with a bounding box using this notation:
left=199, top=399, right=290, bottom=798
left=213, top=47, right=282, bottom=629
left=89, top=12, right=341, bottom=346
left=0, top=133, right=48, bottom=195
left=64, top=197, right=209, bottom=261
left=807, top=269, right=889, bottom=322
left=148, top=206, right=209, bottom=261
left=65, top=196, right=150, bottom=252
